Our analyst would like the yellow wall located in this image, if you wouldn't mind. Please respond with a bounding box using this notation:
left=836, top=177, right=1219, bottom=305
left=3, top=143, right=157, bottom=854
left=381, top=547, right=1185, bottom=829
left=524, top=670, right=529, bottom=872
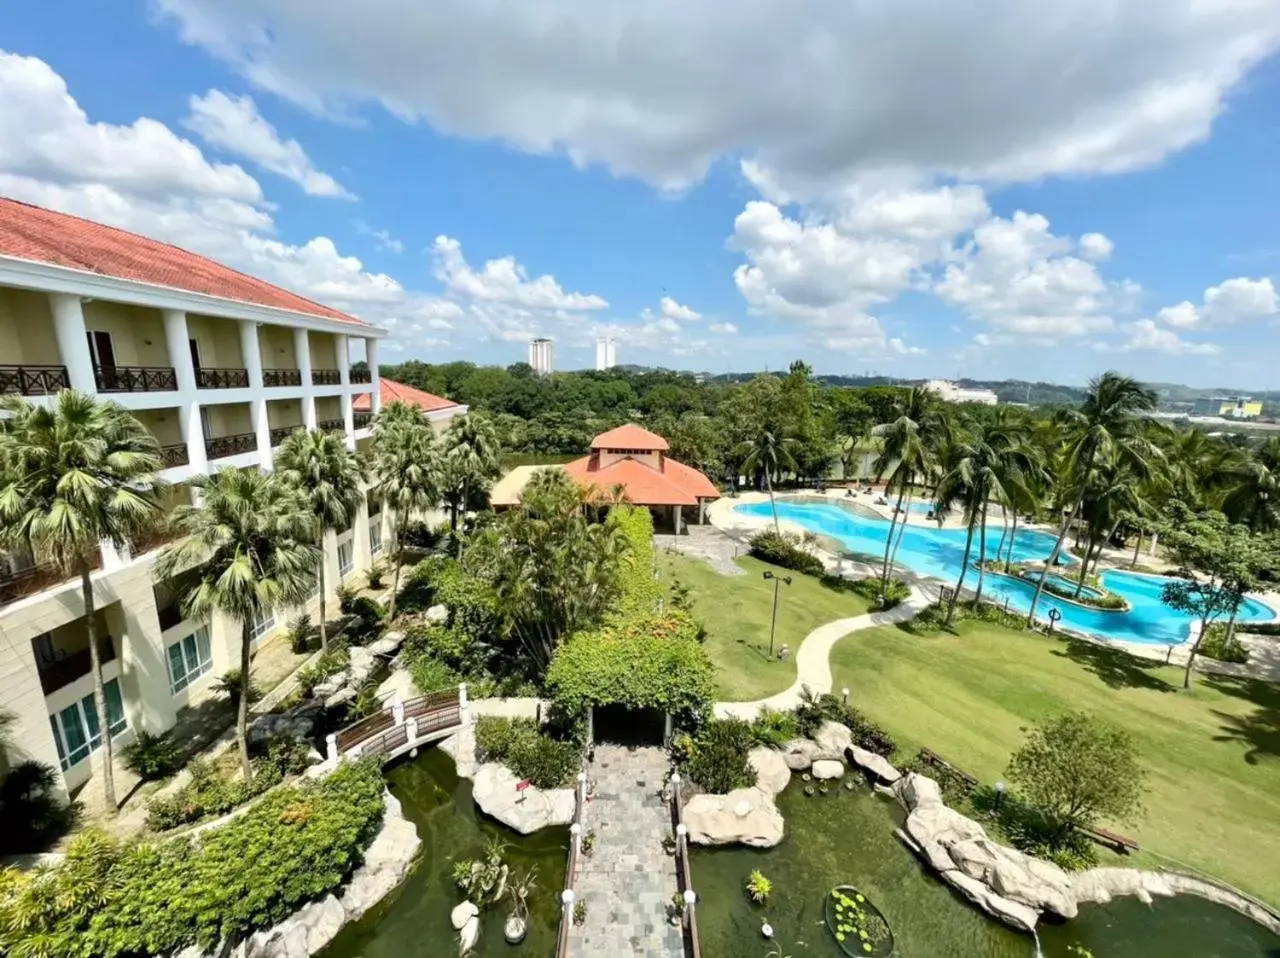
left=258, top=325, right=298, bottom=369
left=309, top=331, right=338, bottom=370
left=132, top=408, right=184, bottom=446
left=204, top=402, right=253, bottom=437
left=82, top=301, right=169, bottom=367
left=186, top=314, right=244, bottom=369
left=268, top=398, right=305, bottom=429
left=316, top=395, right=342, bottom=421
left=0, top=286, right=59, bottom=365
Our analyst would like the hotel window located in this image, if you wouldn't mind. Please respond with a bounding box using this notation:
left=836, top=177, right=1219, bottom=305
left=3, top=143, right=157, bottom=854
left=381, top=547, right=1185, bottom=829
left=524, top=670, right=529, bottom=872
left=250, top=607, right=276, bottom=641
left=48, top=679, right=127, bottom=771
left=338, top=540, right=354, bottom=576
left=368, top=516, right=383, bottom=555
left=167, top=626, right=213, bottom=694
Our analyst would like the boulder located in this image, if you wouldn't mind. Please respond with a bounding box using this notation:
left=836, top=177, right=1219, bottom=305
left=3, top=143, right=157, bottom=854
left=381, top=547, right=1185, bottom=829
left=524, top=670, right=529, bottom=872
left=247, top=711, right=314, bottom=745
left=811, top=759, right=845, bottom=780
left=426, top=604, right=449, bottom=625
left=338, top=791, right=422, bottom=922
left=439, top=725, right=479, bottom=779
left=940, top=869, right=1039, bottom=933
left=242, top=895, right=345, bottom=958
left=312, top=672, right=348, bottom=700
left=748, top=748, right=791, bottom=797
left=847, top=745, right=901, bottom=784
left=1071, top=867, right=1171, bottom=907
left=683, top=787, right=785, bottom=848
left=779, top=738, right=825, bottom=771
left=324, top=687, right=358, bottom=710
left=377, top=667, right=417, bottom=703
left=367, top=631, right=406, bottom=657
left=895, top=771, right=944, bottom=810
left=905, top=803, right=988, bottom=850
left=471, top=763, right=575, bottom=834
left=451, top=901, right=479, bottom=930
left=347, top=646, right=377, bottom=687
left=459, top=914, right=479, bottom=954
left=989, top=850, right=1077, bottom=919
left=814, top=720, right=853, bottom=756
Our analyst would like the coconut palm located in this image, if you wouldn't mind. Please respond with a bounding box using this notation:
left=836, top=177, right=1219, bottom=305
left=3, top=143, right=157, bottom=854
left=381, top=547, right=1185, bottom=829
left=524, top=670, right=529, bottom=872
left=872, top=388, right=946, bottom=588
left=0, top=391, right=162, bottom=811
left=740, top=429, right=798, bottom=532
left=371, top=416, right=441, bottom=620
left=1072, top=456, right=1146, bottom=595
left=274, top=428, right=367, bottom=654
left=156, top=468, right=317, bottom=780
left=1221, top=438, right=1280, bottom=533
left=441, top=414, right=502, bottom=552
left=1025, top=372, right=1160, bottom=628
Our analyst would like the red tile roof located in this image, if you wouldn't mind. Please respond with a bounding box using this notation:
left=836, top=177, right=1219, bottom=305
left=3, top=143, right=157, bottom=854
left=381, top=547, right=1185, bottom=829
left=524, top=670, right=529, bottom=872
left=563, top=451, right=720, bottom=507
left=0, top=197, right=367, bottom=326
left=591, top=423, right=669, bottom=451
left=353, top=378, right=460, bottom=413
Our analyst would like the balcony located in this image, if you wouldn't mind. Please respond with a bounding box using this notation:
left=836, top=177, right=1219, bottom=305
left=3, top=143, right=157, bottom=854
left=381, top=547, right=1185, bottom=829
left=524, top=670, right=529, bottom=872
left=312, top=369, right=342, bottom=386
left=350, top=369, right=372, bottom=384
left=353, top=411, right=373, bottom=429
left=37, top=635, right=117, bottom=696
left=270, top=425, right=302, bottom=446
left=94, top=365, right=177, bottom=394
left=318, top=418, right=345, bottom=432
left=196, top=367, right=250, bottom=390
left=0, top=364, right=70, bottom=396
left=205, top=432, right=257, bottom=459
left=130, top=522, right=183, bottom=557
left=1, top=563, right=69, bottom=605
left=263, top=368, right=303, bottom=388
left=160, top=443, right=190, bottom=469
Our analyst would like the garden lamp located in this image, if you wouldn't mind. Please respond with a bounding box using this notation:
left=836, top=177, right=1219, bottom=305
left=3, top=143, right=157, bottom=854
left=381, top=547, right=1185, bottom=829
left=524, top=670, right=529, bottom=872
left=762, top=571, right=792, bottom=659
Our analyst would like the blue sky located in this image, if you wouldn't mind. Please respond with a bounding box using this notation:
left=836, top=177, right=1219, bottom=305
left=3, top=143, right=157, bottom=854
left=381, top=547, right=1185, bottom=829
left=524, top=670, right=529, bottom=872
left=2, top=2, right=1279, bottom=387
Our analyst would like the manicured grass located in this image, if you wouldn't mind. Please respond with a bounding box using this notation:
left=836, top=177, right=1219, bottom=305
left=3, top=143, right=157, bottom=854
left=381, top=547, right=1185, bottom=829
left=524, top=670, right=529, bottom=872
left=830, top=620, right=1280, bottom=906
left=658, top=551, right=874, bottom=701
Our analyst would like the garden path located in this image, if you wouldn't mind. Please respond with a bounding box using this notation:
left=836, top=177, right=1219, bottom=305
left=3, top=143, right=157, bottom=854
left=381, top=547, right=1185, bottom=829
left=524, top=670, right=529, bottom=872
left=568, top=745, right=684, bottom=957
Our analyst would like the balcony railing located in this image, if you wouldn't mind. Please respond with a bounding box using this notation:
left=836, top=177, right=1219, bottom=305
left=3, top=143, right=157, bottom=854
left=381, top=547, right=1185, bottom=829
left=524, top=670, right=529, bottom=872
left=312, top=369, right=342, bottom=386
left=270, top=425, right=303, bottom=446
left=353, top=411, right=373, bottom=429
left=263, top=368, right=303, bottom=388
left=130, top=523, right=182, bottom=557
left=160, top=443, right=189, bottom=469
left=195, top=367, right=250, bottom=390
left=350, top=368, right=372, bottom=384
left=37, top=635, right=117, bottom=696
left=318, top=418, right=345, bottom=432
left=94, top=365, right=177, bottom=393
left=0, top=364, right=70, bottom=396
left=1, top=550, right=100, bottom=606
left=205, top=432, right=257, bottom=459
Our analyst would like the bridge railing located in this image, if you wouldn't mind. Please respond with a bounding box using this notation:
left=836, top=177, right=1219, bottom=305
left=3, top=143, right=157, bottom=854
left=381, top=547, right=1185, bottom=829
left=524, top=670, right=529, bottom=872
left=669, top=772, right=701, bottom=958
left=327, top=684, right=465, bottom=763
left=554, top=759, right=590, bottom=958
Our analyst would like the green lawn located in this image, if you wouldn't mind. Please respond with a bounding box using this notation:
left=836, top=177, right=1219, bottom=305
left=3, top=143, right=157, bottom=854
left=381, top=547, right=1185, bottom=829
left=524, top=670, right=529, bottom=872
left=658, top=552, right=874, bottom=701
left=829, top=620, right=1280, bottom=906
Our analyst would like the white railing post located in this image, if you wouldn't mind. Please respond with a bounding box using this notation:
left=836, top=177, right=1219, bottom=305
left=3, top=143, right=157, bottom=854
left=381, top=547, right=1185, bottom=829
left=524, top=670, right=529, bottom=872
left=561, top=889, right=575, bottom=922
left=392, top=699, right=405, bottom=726
left=577, top=771, right=587, bottom=807
left=326, top=733, right=338, bottom=764
left=570, top=822, right=581, bottom=855
left=349, top=743, right=362, bottom=760
left=458, top=682, right=468, bottom=709
left=683, top=889, right=696, bottom=929
left=676, top=823, right=687, bottom=857
left=406, top=716, right=418, bottom=742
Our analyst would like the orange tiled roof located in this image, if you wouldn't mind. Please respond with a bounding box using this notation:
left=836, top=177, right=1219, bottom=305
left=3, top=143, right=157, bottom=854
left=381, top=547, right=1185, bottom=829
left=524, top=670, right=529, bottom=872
left=563, top=451, right=720, bottom=507
left=590, top=423, right=669, bottom=451
left=0, top=197, right=367, bottom=326
left=353, top=378, right=460, bottom=413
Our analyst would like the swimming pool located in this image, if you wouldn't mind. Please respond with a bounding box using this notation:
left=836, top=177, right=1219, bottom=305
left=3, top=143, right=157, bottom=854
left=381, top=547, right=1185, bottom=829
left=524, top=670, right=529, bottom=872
left=1023, top=570, right=1108, bottom=602
left=736, top=498, right=1277, bottom=645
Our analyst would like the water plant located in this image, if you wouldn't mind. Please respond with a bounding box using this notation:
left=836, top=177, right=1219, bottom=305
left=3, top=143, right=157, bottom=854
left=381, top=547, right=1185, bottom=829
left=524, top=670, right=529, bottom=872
left=573, top=900, right=587, bottom=925
left=746, top=869, right=773, bottom=905
left=827, top=886, right=891, bottom=957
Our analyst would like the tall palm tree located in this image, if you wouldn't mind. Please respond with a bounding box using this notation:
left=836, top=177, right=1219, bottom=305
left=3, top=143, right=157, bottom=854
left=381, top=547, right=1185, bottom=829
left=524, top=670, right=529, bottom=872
left=1025, top=372, right=1160, bottom=628
left=741, top=429, right=798, bottom=532
left=274, top=428, right=366, bottom=653
left=1072, top=456, right=1145, bottom=595
left=0, top=391, right=162, bottom=811
left=372, top=417, right=441, bottom=619
left=1221, top=437, right=1280, bottom=533
left=442, top=414, right=502, bottom=553
left=157, top=469, right=317, bottom=780
left=872, top=388, right=945, bottom=588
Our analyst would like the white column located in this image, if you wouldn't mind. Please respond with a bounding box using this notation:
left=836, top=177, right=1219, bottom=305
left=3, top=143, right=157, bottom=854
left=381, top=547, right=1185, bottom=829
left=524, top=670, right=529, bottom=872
left=295, top=328, right=317, bottom=430
left=163, top=310, right=206, bottom=473
left=366, top=337, right=381, bottom=412
left=337, top=334, right=355, bottom=449
left=239, top=320, right=272, bottom=470
left=49, top=293, right=96, bottom=393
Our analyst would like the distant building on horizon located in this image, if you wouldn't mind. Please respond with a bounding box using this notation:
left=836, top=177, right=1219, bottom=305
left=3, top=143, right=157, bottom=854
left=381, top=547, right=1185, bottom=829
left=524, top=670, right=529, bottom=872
left=595, top=336, right=617, bottom=371
left=1218, top=397, right=1263, bottom=419
left=923, top=379, right=998, bottom=406
left=528, top=337, right=554, bottom=375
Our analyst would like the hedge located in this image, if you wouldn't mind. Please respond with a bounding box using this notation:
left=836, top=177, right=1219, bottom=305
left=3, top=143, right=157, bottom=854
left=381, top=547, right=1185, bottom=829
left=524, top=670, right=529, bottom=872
left=0, top=761, right=385, bottom=957
left=749, top=529, right=825, bottom=576
left=606, top=505, right=662, bottom=617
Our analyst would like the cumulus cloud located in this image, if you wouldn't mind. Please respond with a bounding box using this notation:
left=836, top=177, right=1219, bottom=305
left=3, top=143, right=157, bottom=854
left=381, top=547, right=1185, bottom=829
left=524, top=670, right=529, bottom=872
left=1157, top=277, right=1279, bottom=328
left=1079, top=232, right=1115, bottom=262
left=183, top=89, right=353, bottom=198
left=644, top=296, right=701, bottom=322
left=1111, top=319, right=1220, bottom=355
left=355, top=221, right=404, bottom=253
left=431, top=236, right=608, bottom=311
left=709, top=321, right=738, bottom=334
left=155, top=0, right=1280, bottom=192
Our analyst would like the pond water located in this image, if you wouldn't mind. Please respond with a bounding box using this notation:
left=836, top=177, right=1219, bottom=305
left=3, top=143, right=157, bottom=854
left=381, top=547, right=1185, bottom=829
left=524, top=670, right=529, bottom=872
left=321, top=748, right=568, bottom=958
left=694, top=777, right=1280, bottom=958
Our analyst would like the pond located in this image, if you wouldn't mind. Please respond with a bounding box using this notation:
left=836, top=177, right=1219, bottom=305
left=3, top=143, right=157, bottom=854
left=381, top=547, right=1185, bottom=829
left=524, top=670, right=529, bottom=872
left=321, top=747, right=568, bottom=958
left=694, top=777, right=1280, bottom=958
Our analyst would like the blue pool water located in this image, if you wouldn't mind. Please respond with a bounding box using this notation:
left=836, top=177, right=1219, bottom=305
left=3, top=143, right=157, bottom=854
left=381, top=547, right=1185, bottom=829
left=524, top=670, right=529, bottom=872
left=738, top=498, right=1278, bottom=645
left=1025, top=570, right=1108, bottom=601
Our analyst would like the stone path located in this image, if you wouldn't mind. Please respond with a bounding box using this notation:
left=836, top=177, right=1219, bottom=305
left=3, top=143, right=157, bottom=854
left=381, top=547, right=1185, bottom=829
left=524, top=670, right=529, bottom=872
left=661, top=523, right=746, bottom=576
left=569, top=745, right=683, bottom=957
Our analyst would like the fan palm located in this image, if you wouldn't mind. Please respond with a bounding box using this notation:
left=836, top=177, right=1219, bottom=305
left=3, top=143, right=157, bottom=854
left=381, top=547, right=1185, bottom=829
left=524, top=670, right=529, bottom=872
left=741, top=429, right=798, bottom=532
left=441, top=414, right=502, bottom=553
left=872, top=388, right=946, bottom=588
left=371, top=417, right=441, bottom=619
left=1025, top=372, right=1160, bottom=628
left=274, top=428, right=367, bottom=653
left=0, top=391, right=162, bottom=811
left=156, top=468, right=317, bottom=780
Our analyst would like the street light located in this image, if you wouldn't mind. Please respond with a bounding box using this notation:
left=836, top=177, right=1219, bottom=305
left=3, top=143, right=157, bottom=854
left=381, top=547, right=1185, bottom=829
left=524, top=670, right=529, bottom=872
left=762, top=570, right=792, bottom=659
left=994, top=780, right=1006, bottom=818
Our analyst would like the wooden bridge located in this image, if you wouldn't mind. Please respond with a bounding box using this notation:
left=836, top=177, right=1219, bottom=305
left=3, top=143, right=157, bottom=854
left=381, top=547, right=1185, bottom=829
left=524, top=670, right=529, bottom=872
left=324, top=684, right=467, bottom=766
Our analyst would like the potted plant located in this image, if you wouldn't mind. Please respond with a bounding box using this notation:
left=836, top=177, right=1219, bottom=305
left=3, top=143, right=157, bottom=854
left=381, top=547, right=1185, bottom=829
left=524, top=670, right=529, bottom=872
left=581, top=829, right=596, bottom=856
left=573, top=900, right=587, bottom=926
left=661, top=833, right=677, bottom=856
left=668, top=891, right=686, bottom=926
left=504, top=868, right=537, bottom=944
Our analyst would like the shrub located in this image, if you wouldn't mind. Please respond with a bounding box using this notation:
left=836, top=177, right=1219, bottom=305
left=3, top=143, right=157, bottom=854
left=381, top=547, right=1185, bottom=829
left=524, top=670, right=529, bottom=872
left=1198, top=624, right=1251, bottom=664
left=0, top=761, right=81, bottom=855
left=122, top=730, right=184, bottom=781
left=749, top=707, right=800, bottom=747
left=409, top=653, right=461, bottom=694
left=473, top=716, right=579, bottom=789
left=336, top=584, right=358, bottom=615
left=211, top=669, right=261, bottom=708
left=823, top=575, right=911, bottom=610
left=684, top=718, right=757, bottom=794
left=366, top=558, right=387, bottom=590
left=287, top=613, right=314, bottom=654
left=344, top=595, right=387, bottom=645
left=606, top=505, right=662, bottom=616
left=475, top=715, right=533, bottom=762
left=297, top=647, right=349, bottom=696
left=748, top=529, right=825, bottom=576
left=793, top=689, right=896, bottom=757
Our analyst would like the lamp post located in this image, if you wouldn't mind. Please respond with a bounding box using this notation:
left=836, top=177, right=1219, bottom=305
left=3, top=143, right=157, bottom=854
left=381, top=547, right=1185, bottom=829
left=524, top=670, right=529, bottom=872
left=994, top=780, right=1006, bottom=817
left=762, top=571, right=792, bottom=659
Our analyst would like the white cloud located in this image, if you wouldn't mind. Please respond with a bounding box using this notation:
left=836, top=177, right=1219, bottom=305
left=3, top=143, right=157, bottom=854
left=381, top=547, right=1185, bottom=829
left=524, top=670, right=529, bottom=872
left=709, top=321, right=738, bottom=334
left=1113, top=319, right=1220, bottom=355
left=1156, top=276, right=1279, bottom=328
left=836, top=184, right=991, bottom=242
left=647, top=296, right=701, bottom=322
left=431, top=235, right=608, bottom=311
left=1079, top=232, right=1114, bottom=262
left=155, top=0, right=1280, bottom=191
left=355, top=221, right=404, bottom=253
left=183, top=89, right=353, bottom=198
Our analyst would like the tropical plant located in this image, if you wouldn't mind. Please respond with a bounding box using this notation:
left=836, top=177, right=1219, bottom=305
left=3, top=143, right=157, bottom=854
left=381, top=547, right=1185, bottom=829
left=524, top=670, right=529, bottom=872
left=121, top=730, right=184, bottom=782
left=157, top=468, right=318, bottom=780
left=1221, top=437, right=1280, bottom=533
left=274, top=428, right=367, bottom=654
left=1025, top=372, right=1160, bottom=628
left=440, top=413, right=502, bottom=550
left=746, top=869, right=773, bottom=905
left=211, top=668, right=262, bottom=708
left=872, top=387, right=946, bottom=589
left=0, top=390, right=163, bottom=811
left=741, top=429, right=799, bottom=532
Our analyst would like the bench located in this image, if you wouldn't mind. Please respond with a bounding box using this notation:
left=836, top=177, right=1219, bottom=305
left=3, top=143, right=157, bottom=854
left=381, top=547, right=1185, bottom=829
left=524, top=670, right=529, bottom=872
left=1082, top=825, right=1141, bottom=855
left=917, top=747, right=980, bottom=791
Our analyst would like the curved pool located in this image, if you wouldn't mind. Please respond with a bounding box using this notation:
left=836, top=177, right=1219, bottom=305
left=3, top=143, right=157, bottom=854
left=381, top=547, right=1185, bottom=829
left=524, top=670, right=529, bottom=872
left=736, top=498, right=1277, bottom=644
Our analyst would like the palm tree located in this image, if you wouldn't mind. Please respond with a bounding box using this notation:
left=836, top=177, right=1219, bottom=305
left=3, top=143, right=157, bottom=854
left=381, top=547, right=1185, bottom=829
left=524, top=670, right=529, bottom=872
left=0, top=391, right=162, bottom=811
left=1072, top=456, right=1146, bottom=595
left=741, top=429, right=798, bottom=532
left=274, top=428, right=366, bottom=654
left=872, top=388, right=945, bottom=588
left=1025, top=372, right=1160, bottom=628
left=371, top=416, right=441, bottom=620
left=156, top=469, right=317, bottom=780
left=441, top=414, right=502, bottom=554
left=1221, top=437, right=1280, bottom=533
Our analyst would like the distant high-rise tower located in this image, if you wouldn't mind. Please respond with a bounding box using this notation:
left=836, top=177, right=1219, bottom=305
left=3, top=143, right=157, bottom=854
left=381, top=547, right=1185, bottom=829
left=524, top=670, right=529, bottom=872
left=595, top=336, right=617, bottom=371
left=528, top=337, right=554, bottom=375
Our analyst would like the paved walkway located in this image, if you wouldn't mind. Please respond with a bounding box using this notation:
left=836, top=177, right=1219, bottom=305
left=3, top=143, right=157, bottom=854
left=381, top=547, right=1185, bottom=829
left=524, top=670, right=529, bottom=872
left=569, top=745, right=683, bottom=957
left=661, top=524, right=746, bottom=576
